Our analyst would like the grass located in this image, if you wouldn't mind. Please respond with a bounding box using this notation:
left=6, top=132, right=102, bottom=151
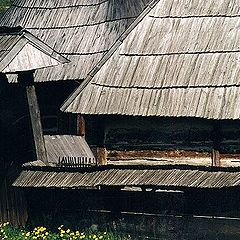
left=0, top=223, right=131, bottom=240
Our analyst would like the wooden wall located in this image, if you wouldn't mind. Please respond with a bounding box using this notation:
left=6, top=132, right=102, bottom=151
left=0, top=167, right=28, bottom=226
left=86, top=116, right=240, bottom=166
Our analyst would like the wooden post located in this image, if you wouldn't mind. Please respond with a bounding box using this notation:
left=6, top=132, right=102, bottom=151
left=211, top=121, right=221, bottom=167
left=77, top=114, right=85, bottom=136
left=212, top=149, right=220, bottom=167
left=97, top=147, right=108, bottom=165
left=18, top=71, right=48, bottom=164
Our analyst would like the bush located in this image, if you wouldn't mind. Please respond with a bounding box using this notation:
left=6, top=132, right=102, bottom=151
left=0, top=222, right=131, bottom=240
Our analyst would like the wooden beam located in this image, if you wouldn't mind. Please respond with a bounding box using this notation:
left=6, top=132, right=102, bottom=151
left=77, top=114, right=85, bottom=136
left=97, top=147, right=108, bottom=165
left=18, top=71, right=48, bottom=164
left=211, top=121, right=221, bottom=167
left=212, top=149, right=220, bottom=167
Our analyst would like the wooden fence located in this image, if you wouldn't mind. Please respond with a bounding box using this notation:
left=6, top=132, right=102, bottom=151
left=57, top=156, right=97, bottom=168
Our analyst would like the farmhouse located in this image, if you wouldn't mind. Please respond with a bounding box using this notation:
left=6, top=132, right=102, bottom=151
left=2, top=0, right=240, bottom=237
left=10, top=0, right=240, bottom=228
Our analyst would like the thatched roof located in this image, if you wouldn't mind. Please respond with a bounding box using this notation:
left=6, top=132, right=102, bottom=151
left=0, top=26, right=68, bottom=73
left=0, top=0, right=151, bottom=82
left=13, top=165, right=240, bottom=189
left=62, top=0, right=240, bottom=120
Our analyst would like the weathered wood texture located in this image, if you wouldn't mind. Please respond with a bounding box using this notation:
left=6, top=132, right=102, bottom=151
left=0, top=168, right=28, bottom=226
left=97, top=147, right=108, bottom=165
left=0, top=27, right=68, bottom=73
left=26, top=85, right=48, bottom=163
left=77, top=115, right=85, bottom=136
left=17, top=71, right=48, bottom=163
left=62, top=0, right=240, bottom=120
left=0, top=0, right=151, bottom=82
left=107, top=150, right=240, bottom=167
left=85, top=116, right=240, bottom=167
left=12, top=165, right=240, bottom=189
left=44, top=135, right=96, bottom=166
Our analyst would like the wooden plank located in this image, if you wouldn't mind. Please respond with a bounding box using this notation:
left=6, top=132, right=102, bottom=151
left=211, top=122, right=221, bottom=167
left=212, top=149, right=220, bottom=167
left=18, top=71, right=48, bottom=164
left=26, top=85, right=48, bottom=164
left=77, top=114, right=86, bottom=136
left=97, top=147, right=108, bottom=165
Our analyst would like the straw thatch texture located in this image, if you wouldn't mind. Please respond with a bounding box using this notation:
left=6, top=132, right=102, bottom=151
left=62, top=0, right=240, bottom=120
left=13, top=165, right=240, bottom=189
left=0, top=0, right=151, bottom=81
left=0, top=27, right=68, bottom=73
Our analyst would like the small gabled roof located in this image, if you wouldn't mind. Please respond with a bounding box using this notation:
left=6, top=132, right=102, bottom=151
left=62, top=0, right=240, bottom=120
left=0, top=26, right=69, bottom=73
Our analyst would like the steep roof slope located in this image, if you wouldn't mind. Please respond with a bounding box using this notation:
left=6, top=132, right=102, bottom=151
left=62, top=0, right=240, bottom=120
left=0, top=0, right=151, bottom=82
left=0, top=26, right=68, bottom=73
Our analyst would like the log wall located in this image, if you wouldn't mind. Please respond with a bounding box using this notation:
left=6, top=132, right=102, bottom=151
left=86, top=116, right=240, bottom=167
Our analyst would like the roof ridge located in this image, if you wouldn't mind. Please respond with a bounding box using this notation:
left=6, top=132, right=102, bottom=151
left=61, top=0, right=160, bottom=112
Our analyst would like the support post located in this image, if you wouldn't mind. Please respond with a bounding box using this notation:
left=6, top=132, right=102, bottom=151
left=211, top=121, right=221, bottom=167
left=18, top=71, right=48, bottom=164
left=211, top=149, right=220, bottom=167
left=77, top=114, right=85, bottom=136
left=97, top=147, right=108, bottom=165
left=96, top=116, right=107, bottom=165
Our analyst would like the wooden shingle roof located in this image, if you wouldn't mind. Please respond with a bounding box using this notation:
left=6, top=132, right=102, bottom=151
left=62, top=0, right=240, bottom=120
left=44, top=135, right=95, bottom=166
left=13, top=165, right=240, bottom=189
left=0, top=0, right=151, bottom=81
left=0, top=26, right=68, bottom=73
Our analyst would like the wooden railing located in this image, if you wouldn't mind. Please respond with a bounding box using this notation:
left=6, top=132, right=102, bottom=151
left=57, top=156, right=97, bottom=168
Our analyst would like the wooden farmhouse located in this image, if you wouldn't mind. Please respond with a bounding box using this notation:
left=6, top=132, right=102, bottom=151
left=7, top=0, right=240, bottom=232
left=2, top=0, right=240, bottom=237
